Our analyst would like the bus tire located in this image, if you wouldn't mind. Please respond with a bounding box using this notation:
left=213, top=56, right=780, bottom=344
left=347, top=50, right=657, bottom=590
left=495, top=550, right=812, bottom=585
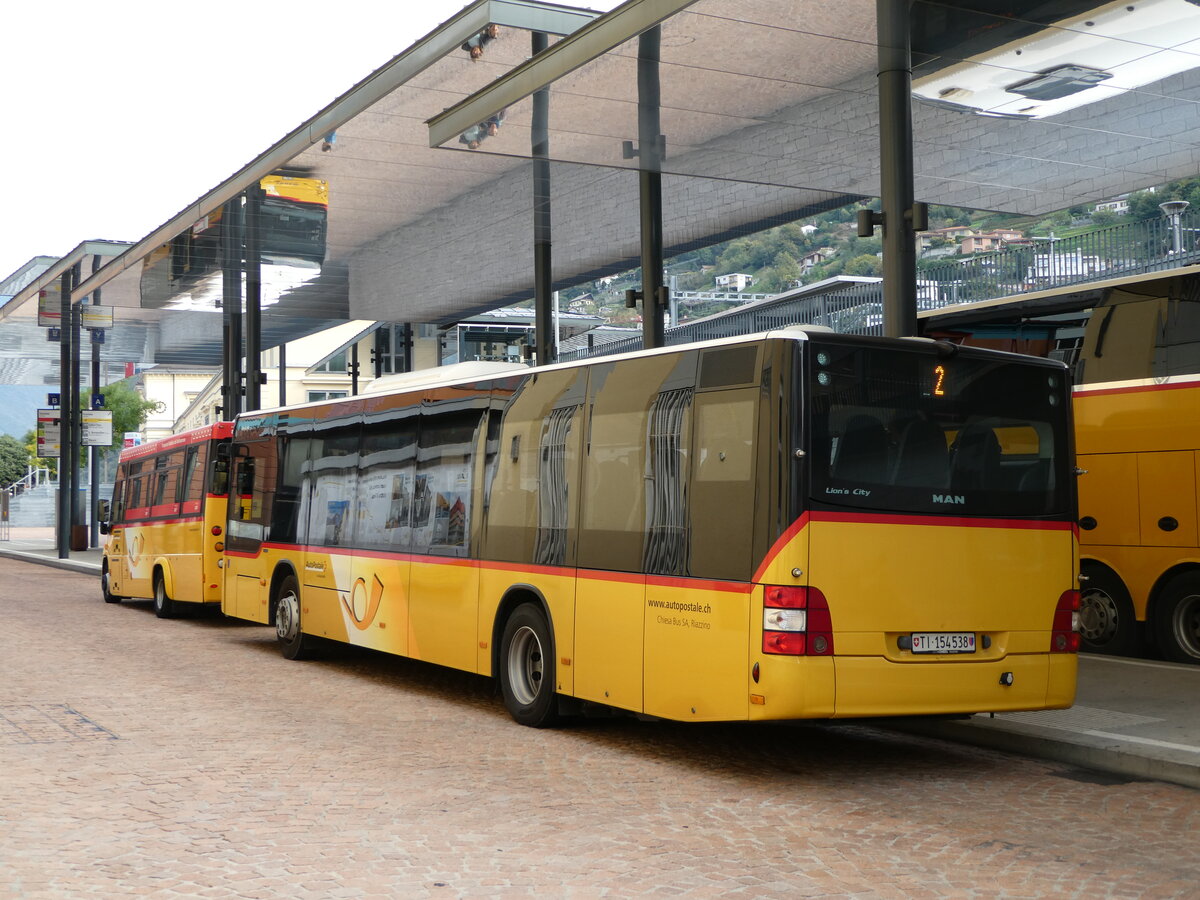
left=499, top=603, right=559, bottom=728
left=1078, top=565, right=1137, bottom=656
left=101, top=563, right=121, bottom=604
left=153, top=572, right=178, bottom=619
left=1154, top=573, right=1200, bottom=664
left=275, top=574, right=316, bottom=661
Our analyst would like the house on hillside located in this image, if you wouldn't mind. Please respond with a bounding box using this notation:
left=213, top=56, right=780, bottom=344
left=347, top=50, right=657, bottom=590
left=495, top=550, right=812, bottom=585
left=715, top=273, right=754, bottom=292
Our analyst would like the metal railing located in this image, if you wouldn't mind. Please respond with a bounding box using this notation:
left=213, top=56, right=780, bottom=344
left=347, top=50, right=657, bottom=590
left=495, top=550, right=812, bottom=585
left=7, top=466, right=57, bottom=496
left=918, top=210, right=1200, bottom=306
left=562, top=210, right=1200, bottom=361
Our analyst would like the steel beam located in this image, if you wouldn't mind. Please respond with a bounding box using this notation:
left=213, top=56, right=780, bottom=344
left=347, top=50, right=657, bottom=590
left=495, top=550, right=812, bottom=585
left=244, top=184, right=263, bottom=411
left=639, top=26, right=665, bottom=349
left=532, top=31, right=556, bottom=365
left=876, top=0, right=918, bottom=338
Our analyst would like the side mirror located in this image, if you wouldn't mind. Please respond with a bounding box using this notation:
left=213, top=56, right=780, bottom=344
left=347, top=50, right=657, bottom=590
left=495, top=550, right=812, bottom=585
left=99, top=522, right=111, bottom=535
left=96, top=499, right=110, bottom=522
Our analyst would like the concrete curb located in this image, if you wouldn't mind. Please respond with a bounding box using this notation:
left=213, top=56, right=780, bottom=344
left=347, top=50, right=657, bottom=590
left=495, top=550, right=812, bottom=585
left=891, top=718, right=1200, bottom=792
left=0, top=547, right=101, bottom=576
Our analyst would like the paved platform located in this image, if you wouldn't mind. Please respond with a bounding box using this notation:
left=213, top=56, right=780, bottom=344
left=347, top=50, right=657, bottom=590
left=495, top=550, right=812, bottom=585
left=3, top=526, right=1197, bottom=791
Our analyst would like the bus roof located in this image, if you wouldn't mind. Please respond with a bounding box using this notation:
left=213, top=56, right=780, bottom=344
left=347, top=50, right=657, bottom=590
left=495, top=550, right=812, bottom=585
left=118, top=421, right=234, bottom=463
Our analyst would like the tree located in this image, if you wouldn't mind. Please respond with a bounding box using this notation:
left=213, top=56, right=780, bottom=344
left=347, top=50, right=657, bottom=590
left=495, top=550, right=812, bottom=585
left=82, top=380, right=159, bottom=456
left=845, top=254, right=882, bottom=277
left=21, top=429, right=55, bottom=477
left=0, top=434, right=30, bottom=488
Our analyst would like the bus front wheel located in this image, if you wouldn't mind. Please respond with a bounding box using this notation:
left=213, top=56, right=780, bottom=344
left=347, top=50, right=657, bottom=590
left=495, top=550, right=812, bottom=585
left=499, top=603, right=559, bottom=727
left=101, top=563, right=121, bottom=605
left=153, top=573, right=178, bottom=619
left=1078, top=565, right=1137, bottom=656
left=1154, top=573, right=1200, bottom=665
left=275, top=575, right=316, bottom=661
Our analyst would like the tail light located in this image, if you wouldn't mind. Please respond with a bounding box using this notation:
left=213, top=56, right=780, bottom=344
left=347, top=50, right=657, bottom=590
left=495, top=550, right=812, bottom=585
left=762, top=585, right=834, bottom=656
left=1051, top=589, right=1081, bottom=653
left=211, top=525, right=222, bottom=536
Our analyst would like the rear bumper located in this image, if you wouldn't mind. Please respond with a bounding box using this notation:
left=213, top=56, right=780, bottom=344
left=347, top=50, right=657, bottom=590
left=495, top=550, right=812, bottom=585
left=831, top=653, right=1077, bottom=717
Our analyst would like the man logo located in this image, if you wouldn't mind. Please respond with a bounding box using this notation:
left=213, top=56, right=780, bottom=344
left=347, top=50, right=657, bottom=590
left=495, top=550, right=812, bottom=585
left=933, top=494, right=966, bottom=505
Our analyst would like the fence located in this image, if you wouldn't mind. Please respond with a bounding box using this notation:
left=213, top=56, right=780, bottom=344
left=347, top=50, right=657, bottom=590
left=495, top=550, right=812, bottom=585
left=561, top=209, right=1200, bottom=361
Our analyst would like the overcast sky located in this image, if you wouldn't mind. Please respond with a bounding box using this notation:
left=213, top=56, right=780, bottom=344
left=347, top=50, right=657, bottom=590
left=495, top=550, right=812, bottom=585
left=0, top=0, right=619, bottom=284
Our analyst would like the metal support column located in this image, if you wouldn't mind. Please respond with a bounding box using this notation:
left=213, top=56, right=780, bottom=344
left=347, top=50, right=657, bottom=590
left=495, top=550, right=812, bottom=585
left=532, top=31, right=556, bottom=366
left=351, top=343, right=360, bottom=396
left=89, top=254, right=102, bottom=549
left=876, top=0, right=919, bottom=337
left=221, top=197, right=243, bottom=419
left=638, top=26, right=666, bottom=349
left=243, top=184, right=263, bottom=412
left=56, top=268, right=73, bottom=559
left=278, top=342, right=287, bottom=407
left=69, top=262, right=83, bottom=544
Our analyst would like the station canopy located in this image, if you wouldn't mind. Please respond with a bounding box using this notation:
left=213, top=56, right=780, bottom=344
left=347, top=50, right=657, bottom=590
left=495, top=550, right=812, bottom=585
left=4, top=0, right=1199, bottom=383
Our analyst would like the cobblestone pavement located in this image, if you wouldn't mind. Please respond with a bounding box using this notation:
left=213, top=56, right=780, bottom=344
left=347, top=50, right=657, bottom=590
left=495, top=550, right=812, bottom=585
left=1, top=559, right=1197, bottom=899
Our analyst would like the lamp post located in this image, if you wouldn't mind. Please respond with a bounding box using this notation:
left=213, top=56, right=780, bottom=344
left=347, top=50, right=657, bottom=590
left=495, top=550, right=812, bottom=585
left=1159, top=200, right=1190, bottom=255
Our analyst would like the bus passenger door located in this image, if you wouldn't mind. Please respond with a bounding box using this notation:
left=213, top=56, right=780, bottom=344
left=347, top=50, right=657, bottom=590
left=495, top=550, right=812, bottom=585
left=224, top=454, right=271, bottom=624
left=407, top=402, right=485, bottom=672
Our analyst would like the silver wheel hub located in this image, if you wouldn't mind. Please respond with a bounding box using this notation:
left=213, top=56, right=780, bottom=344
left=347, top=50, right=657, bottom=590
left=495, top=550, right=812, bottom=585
left=1079, top=589, right=1118, bottom=643
left=277, top=591, right=301, bottom=643
left=507, top=625, right=544, bottom=706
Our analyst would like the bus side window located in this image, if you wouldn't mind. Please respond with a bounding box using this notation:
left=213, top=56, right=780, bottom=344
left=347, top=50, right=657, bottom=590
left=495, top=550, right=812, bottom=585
left=210, top=454, right=230, bottom=497
left=690, top=388, right=757, bottom=581
left=235, top=458, right=256, bottom=520
left=153, top=452, right=182, bottom=509
left=112, top=465, right=129, bottom=523
left=271, top=435, right=311, bottom=544
left=128, top=470, right=145, bottom=513
left=179, top=445, right=202, bottom=503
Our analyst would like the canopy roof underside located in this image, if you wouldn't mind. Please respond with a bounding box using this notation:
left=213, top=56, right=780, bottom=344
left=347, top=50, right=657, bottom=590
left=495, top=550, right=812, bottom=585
left=3, top=0, right=1197, bottom=383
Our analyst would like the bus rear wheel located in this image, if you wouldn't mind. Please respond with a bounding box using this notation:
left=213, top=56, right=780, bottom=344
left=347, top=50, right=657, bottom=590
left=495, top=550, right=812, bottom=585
left=499, top=603, right=559, bottom=727
left=153, top=573, right=178, bottom=619
left=1078, top=565, right=1137, bottom=656
left=1154, top=573, right=1200, bottom=664
left=275, top=575, right=316, bottom=661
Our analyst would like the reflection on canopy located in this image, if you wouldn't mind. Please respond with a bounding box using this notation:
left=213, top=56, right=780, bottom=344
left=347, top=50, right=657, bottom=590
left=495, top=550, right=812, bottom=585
left=430, top=0, right=1200, bottom=216
left=139, top=174, right=329, bottom=313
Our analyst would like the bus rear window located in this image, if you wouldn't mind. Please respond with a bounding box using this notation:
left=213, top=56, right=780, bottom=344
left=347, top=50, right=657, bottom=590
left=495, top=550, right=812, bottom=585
left=807, top=341, right=1071, bottom=518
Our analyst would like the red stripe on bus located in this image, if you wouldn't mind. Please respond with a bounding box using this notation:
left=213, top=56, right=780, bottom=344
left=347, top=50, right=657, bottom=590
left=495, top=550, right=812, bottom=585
left=808, top=510, right=1075, bottom=531
left=119, top=513, right=205, bottom=527
left=751, top=512, right=811, bottom=584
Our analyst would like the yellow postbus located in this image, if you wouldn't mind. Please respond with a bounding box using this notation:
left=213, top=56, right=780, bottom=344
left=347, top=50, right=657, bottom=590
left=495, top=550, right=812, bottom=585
left=922, top=266, right=1200, bottom=663
left=222, top=328, right=1078, bottom=725
left=100, top=423, right=233, bottom=617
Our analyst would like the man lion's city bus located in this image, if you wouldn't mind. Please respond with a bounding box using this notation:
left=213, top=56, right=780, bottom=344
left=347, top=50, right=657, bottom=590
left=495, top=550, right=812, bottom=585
left=222, top=328, right=1079, bottom=726
left=922, top=266, right=1200, bottom=664
left=100, top=423, right=232, bottom=617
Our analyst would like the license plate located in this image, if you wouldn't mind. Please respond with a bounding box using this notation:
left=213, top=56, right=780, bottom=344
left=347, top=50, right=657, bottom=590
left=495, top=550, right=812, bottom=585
left=911, top=631, right=976, bottom=654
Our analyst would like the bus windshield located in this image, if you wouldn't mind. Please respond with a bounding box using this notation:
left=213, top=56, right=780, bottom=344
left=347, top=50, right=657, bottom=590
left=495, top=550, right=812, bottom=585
left=808, top=340, right=1072, bottom=519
